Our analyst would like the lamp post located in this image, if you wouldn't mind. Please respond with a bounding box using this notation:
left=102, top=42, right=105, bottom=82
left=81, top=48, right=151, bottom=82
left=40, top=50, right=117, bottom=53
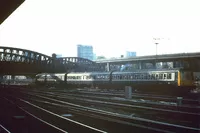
left=155, top=42, right=158, bottom=56
left=153, top=38, right=160, bottom=55
left=153, top=38, right=160, bottom=69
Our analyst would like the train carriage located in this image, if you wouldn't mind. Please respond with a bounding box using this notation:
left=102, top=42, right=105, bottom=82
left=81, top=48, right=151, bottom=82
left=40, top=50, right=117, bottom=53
left=111, top=68, right=194, bottom=94
left=66, top=72, right=111, bottom=88
left=90, top=72, right=112, bottom=88
left=35, top=68, right=196, bottom=95
left=67, top=72, right=94, bottom=88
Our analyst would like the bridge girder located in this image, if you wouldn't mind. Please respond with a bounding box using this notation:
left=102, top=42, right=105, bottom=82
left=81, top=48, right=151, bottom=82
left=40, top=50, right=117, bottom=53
left=0, top=47, right=104, bottom=75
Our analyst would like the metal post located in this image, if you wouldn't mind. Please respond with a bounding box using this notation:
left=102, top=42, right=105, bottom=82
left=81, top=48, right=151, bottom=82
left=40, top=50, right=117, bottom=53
left=177, top=97, right=183, bottom=106
left=106, top=62, right=110, bottom=72
left=155, top=42, right=158, bottom=56
left=125, top=86, right=132, bottom=99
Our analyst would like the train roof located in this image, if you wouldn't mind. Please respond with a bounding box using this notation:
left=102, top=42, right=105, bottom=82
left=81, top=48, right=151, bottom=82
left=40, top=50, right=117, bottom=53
left=113, top=68, right=181, bottom=74
left=67, top=72, right=111, bottom=75
left=36, top=73, right=66, bottom=77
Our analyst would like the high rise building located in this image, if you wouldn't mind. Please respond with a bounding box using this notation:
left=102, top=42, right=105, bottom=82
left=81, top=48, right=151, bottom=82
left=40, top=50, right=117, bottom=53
left=93, top=53, right=97, bottom=61
left=126, top=51, right=136, bottom=57
left=56, top=54, right=62, bottom=58
left=77, top=44, right=93, bottom=60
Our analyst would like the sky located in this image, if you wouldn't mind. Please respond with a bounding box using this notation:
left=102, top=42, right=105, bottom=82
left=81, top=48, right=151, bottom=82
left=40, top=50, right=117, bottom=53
left=0, top=0, right=200, bottom=58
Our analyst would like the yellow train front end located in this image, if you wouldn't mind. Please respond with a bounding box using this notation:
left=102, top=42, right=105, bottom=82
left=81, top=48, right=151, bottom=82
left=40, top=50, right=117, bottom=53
left=177, top=70, right=196, bottom=94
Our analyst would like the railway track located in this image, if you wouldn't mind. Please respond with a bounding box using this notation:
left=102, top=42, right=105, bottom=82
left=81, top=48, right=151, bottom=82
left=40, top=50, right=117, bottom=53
left=32, top=87, right=199, bottom=105
left=3, top=87, right=200, bottom=133
left=0, top=90, right=107, bottom=133
left=0, top=96, right=66, bottom=133
left=74, top=89, right=200, bottom=105
left=14, top=88, right=200, bottom=132
left=0, top=124, right=11, bottom=133
left=22, top=90, right=200, bottom=127
left=24, top=89, right=200, bottom=114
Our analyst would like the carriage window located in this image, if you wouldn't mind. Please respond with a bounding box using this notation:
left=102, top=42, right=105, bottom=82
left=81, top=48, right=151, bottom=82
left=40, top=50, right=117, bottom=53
left=151, top=74, right=154, bottom=79
left=167, top=73, right=172, bottom=79
left=141, top=74, right=144, bottom=79
left=159, top=74, right=163, bottom=79
left=136, top=74, right=140, bottom=79
left=123, top=75, right=127, bottom=79
left=164, top=74, right=167, bottom=79
left=156, top=74, right=159, bottom=79
left=128, top=75, right=131, bottom=79
left=147, top=74, right=151, bottom=79
left=144, top=74, right=147, bottom=79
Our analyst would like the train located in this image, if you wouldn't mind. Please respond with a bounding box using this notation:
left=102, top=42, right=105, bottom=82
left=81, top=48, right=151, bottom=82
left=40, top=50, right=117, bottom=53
left=35, top=68, right=198, bottom=95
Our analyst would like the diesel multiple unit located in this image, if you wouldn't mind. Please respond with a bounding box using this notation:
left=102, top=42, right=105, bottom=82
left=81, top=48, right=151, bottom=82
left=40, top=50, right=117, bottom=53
left=35, top=68, right=196, bottom=93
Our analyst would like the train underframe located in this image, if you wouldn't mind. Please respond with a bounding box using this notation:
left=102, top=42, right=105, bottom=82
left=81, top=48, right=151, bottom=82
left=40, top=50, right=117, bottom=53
left=67, top=81, right=195, bottom=97
left=35, top=81, right=196, bottom=97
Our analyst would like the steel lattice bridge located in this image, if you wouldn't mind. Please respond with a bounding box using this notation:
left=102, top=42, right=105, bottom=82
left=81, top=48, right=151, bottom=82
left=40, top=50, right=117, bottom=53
left=0, top=46, right=104, bottom=75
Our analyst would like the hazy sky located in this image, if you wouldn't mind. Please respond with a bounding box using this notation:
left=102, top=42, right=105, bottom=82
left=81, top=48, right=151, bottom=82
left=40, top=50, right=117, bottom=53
left=0, top=0, right=200, bottom=58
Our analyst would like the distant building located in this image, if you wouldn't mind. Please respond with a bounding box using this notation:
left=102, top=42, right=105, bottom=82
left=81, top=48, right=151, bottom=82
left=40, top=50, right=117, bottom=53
left=77, top=44, right=93, bottom=60
left=93, top=53, right=97, bottom=61
left=56, top=54, right=62, bottom=58
left=126, top=51, right=136, bottom=57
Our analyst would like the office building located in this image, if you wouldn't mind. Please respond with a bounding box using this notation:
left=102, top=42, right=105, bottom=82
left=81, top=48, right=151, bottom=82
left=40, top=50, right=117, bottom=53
left=56, top=54, right=62, bottom=58
left=77, top=44, right=93, bottom=60
left=126, top=51, right=136, bottom=57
